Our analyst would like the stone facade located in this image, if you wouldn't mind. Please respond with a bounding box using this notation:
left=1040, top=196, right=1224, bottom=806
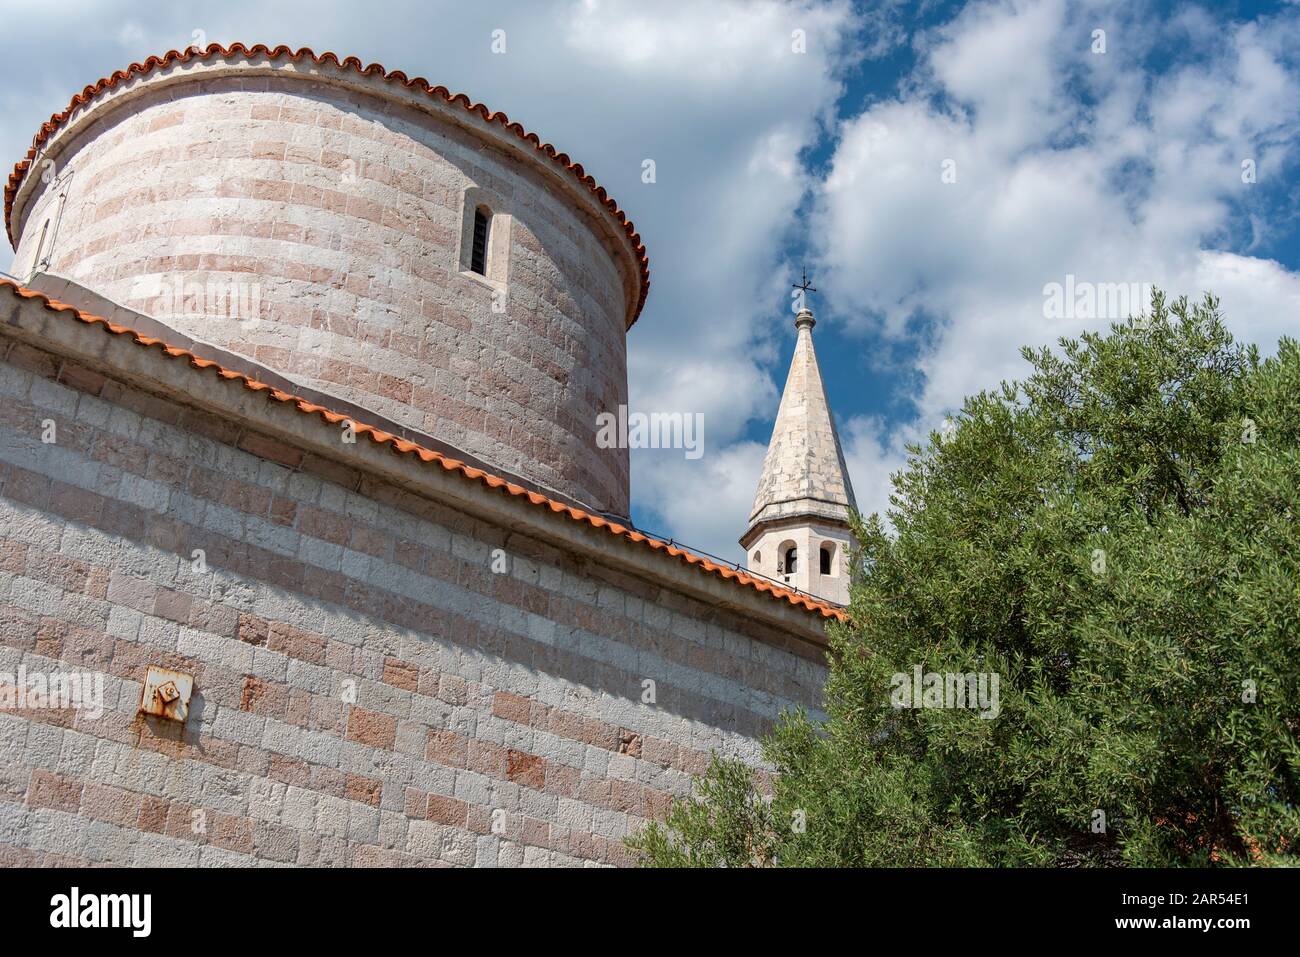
left=742, top=308, right=856, bottom=605
left=9, top=54, right=645, bottom=518
left=0, top=283, right=830, bottom=867
left=744, top=519, right=852, bottom=609
left=0, top=46, right=837, bottom=869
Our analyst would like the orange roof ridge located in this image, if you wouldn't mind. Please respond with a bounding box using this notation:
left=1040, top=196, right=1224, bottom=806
left=0, top=279, right=845, bottom=622
left=3, top=42, right=650, bottom=327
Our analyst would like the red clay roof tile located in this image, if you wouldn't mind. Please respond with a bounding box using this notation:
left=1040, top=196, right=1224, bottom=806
left=3, top=43, right=650, bottom=327
left=0, top=278, right=845, bottom=622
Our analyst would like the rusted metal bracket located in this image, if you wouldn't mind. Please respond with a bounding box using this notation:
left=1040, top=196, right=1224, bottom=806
left=138, top=666, right=193, bottom=722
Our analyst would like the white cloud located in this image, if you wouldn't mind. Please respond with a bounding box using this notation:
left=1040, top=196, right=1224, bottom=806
left=632, top=440, right=770, bottom=563
left=5, top=0, right=1295, bottom=567
left=840, top=415, right=911, bottom=530
left=0, top=0, right=864, bottom=563
left=814, top=0, right=1300, bottom=435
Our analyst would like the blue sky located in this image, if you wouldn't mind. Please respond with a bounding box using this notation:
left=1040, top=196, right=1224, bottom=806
left=1, top=0, right=1297, bottom=562
left=793, top=0, right=1300, bottom=530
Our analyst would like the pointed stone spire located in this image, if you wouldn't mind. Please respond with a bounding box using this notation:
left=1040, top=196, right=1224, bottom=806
left=741, top=305, right=856, bottom=604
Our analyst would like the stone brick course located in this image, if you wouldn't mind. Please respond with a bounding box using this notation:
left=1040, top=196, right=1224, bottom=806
left=0, top=344, right=825, bottom=866
left=12, top=68, right=637, bottom=516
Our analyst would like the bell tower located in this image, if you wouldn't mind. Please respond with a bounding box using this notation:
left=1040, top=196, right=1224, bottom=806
left=741, top=279, right=856, bottom=605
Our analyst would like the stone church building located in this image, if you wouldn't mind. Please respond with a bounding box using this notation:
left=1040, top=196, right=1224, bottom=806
left=0, top=44, right=856, bottom=867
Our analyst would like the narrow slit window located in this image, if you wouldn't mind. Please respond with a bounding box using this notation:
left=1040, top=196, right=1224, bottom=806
left=470, top=207, right=490, bottom=275
left=820, top=546, right=832, bottom=576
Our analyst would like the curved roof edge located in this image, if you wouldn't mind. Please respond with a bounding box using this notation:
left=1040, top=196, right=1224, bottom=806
left=0, top=278, right=845, bottom=623
left=3, top=42, right=651, bottom=327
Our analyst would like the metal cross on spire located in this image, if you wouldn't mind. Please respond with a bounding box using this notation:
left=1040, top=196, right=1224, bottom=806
left=792, top=267, right=817, bottom=313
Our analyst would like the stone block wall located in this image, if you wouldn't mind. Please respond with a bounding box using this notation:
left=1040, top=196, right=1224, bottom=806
left=745, top=519, right=852, bottom=606
left=0, top=342, right=826, bottom=867
left=11, top=64, right=638, bottom=516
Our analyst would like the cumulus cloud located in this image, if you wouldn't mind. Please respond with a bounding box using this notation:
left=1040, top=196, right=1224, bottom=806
left=632, top=440, right=770, bottom=563
left=813, top=0, right=1300, bottom=436
left=0, top=0, right=866, bottom=561
left=3, top=0, right=1296, bottom=567
left=839, top=415, right=909, bottom=529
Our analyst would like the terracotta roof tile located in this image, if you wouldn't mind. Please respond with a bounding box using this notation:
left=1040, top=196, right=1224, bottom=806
left=0, top=279, right=845, bottom=622
left=4, top=42, right=650, bottom=327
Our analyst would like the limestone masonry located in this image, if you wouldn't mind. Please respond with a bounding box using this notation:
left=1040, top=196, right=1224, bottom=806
left=742, top=307, right=857, bottom=605
left=8, top=46, right=647, bottom=517
left=0, top=44, right=850, bottom=868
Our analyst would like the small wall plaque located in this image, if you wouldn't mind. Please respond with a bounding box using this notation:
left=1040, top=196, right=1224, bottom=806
left=138, top=666, right=194, bottom=722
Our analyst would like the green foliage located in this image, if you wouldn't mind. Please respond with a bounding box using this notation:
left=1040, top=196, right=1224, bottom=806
left=623, top=756, right=777, bottom=867
left=629, top=293, right=1299, bottom=867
